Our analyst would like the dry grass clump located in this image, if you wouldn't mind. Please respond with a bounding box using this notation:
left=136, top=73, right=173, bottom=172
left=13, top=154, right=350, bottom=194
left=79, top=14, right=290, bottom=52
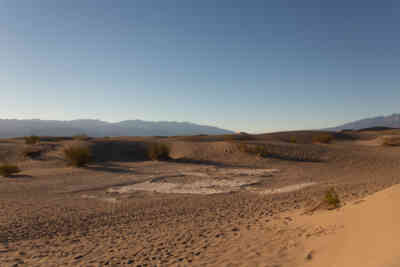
left=22, top=146, right=42, bottom=159
left=324, top=188, right=340, bottom=209
left=312, top=133, right=333, bottom=144
left=237, top=143, right=324, bottom=162
left=146, top=142, right=171, bottom=161
left=63, top=144, right=91, bottom=167
left=24, top=135, right=40, bottom=145
left=0, top=164, right=21, bottom=177
left=237, top=143, right=267, bottom=157
left=39, top=136, right=73, bottom=142
left=222, top=134, right=255, bottom=142
left=382, top=136, right=400, bottom=146
left=73, top=134, right=90, bottom=141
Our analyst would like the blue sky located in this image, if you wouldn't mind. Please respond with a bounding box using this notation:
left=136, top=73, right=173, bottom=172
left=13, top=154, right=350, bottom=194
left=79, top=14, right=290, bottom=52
left=1, top=1, right=400, bottom=133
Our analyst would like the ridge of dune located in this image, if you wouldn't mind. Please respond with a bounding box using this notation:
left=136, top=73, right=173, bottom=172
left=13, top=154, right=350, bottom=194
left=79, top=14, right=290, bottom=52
left=296, top=184, right=400, bottom=267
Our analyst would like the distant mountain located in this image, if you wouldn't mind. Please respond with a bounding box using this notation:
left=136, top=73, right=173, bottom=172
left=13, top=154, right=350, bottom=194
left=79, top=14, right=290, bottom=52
left=0, top=119, right=234, bottom=138
left=328, top=114, right=400, bottom=131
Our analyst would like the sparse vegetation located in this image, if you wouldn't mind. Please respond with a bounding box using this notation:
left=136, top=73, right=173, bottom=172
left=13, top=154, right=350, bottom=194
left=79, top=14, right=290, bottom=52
left=237, top=143, right=268, bottom=157
left=73, top=134, right=90, bottom=141
left=24, top=135, right=40, bottom=145
left=146, top=142, right=171, bottom=161
left=63, top=144, right=91, bottom=167
left=237, top=143, right=324, bottom=162
left=22, top=146, right=42, bottom=159
left=223, top=134, right=254, bottom=141
left=312, top=133, right=333, bottom=144
left=324, top=188, right=340, bottom=209
left=0, top=164, right=21, bottom=177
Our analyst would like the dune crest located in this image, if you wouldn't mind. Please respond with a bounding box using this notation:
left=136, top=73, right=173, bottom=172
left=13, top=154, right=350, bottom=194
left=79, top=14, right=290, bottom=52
left=296, top=184, right=400, bottom=267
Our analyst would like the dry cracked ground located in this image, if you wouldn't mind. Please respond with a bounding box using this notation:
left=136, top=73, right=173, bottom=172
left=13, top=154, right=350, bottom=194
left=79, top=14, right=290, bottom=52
left=0, top=130, right=399, bottom=266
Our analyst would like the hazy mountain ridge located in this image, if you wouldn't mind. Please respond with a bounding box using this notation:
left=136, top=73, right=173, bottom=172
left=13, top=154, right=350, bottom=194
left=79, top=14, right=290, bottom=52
left=329, top=113, right=400, bottom=131
left=0, top=119, right=234, bottom=138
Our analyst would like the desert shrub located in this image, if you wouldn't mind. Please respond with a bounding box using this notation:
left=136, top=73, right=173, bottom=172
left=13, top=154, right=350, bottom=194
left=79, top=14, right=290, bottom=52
left=220, top=135, right=237, bottom=141
left=73, top=134, right=90, bottom=141
left=237, top=143, right=267, bottom=157
left=22, top=146, right=42, bottom=159
left=237, top=143, right=248, bottom=153
left=154, top=136, right=169, bottom=139
left=324, top=188, right=340, bottom=209
left=0, top=164, right=20, bottom=177
left=382, top=136, right=400, bottom=146
left=63, top=144, right=91, bottom=167
left=37, top=136, right=73, bottom=142
left=218, top=134, right=255, bottom=142
left=146, top=142, right=171, bottom=161
left=24, top=135, right=40, bottom=145
left=237, top=143, right=324, bottom=162
left=312, top=133, right=333, bottom=144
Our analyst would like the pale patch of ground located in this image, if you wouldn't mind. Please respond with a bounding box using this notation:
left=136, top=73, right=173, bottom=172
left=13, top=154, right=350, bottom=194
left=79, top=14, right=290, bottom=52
left=108, top=168, right=279, bottom=195
left=109, top=177, right=260, bottom=194
left=213, top=168, right=279, bottom=176
left=81, top=194, right=118, bottom=203
left=107, top=167, right=314, bottom=195
left=258, top=182, right=317, bottom=195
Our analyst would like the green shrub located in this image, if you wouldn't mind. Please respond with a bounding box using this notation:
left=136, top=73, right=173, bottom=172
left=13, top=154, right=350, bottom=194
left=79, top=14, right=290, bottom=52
left=24, top=135, right=40, bottom=145
left=324, top=188, right=340, bottom=209
left=312, top=133, right=333, bottom=144
left=146, top=143, right=171, bottom=161
left=0, top=164, right=21, bottom=177
left=289, top=136, right=297, bottom=143
left=63, top=144, right=91, bottom=167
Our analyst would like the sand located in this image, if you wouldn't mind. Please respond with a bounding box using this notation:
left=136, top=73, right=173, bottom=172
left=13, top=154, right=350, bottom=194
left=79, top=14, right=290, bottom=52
left=108, top=168, right=280, bottom=195
left=293, top=184, right=400, bottom=267
left=1, top=131, right=400, bottom=266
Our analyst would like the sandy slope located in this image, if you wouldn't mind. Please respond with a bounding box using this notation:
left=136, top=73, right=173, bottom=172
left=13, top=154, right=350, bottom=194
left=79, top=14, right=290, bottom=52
left=296, top=184, right=400, bottom=267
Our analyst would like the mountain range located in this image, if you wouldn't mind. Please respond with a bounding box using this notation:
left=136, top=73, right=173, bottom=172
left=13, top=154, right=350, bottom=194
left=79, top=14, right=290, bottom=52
left=0, top=119, right=234, bottom=138
left=2, top=113, right=400, bottom=138
left=328, top=113, right=400, bottom=131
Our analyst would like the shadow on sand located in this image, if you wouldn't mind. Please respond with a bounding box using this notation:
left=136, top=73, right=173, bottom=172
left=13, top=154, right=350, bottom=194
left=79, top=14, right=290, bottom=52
left=3, top=174, right=34, bottom=179
left=170, top=157, right=244, bottom=168
left=83, top=163, right=137, bottom=174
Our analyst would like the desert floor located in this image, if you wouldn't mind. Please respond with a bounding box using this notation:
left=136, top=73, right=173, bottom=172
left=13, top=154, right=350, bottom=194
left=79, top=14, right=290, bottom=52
left=0, top=130, right=399, bottom=266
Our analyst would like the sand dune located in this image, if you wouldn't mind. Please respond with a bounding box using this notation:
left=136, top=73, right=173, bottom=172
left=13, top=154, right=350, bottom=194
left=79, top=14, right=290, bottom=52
left=296, top=184, right=400, bottom=267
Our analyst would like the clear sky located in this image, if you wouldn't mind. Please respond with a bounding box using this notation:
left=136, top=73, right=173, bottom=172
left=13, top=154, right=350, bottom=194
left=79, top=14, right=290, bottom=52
left=1, top=1, right=400, bottom=133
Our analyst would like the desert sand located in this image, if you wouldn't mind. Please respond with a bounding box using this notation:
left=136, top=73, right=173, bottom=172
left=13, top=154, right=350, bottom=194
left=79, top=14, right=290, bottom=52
left=0, top=129, right=400, bottom=266
left=295, top=184, right=400, bottom=267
